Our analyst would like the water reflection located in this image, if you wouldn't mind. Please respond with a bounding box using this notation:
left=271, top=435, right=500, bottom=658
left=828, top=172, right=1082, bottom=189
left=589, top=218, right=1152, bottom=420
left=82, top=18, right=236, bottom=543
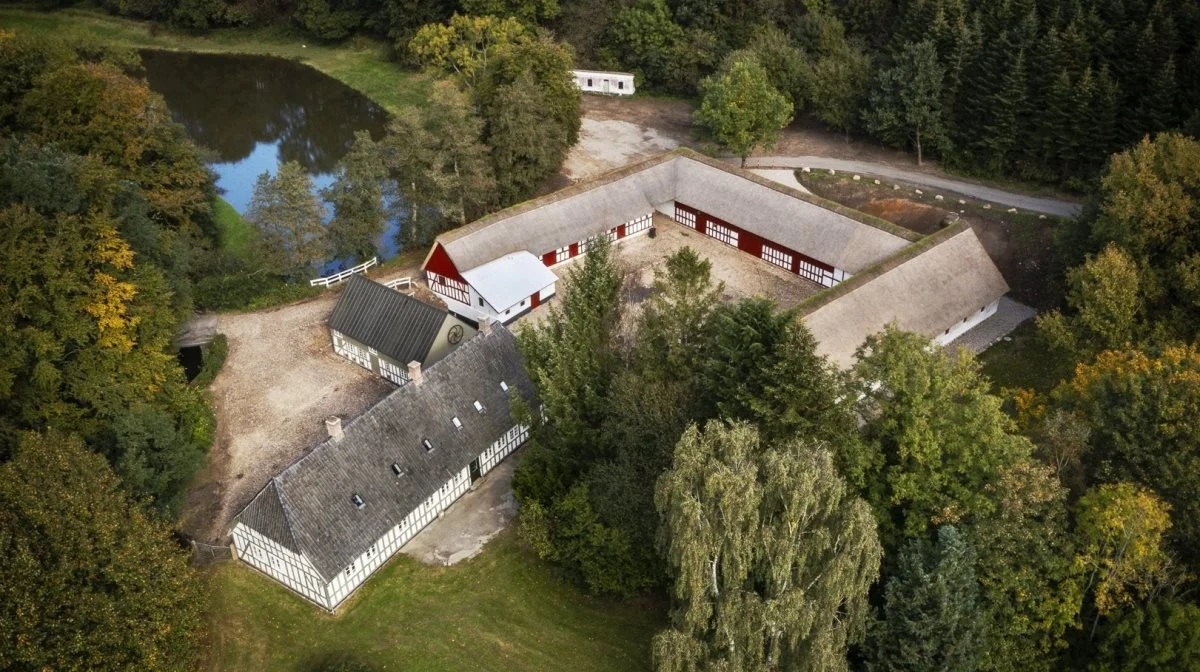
left=140, top=50, right=397, bottom=267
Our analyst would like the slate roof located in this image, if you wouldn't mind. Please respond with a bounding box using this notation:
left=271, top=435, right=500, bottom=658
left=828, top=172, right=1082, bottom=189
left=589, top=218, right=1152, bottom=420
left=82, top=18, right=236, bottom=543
left=800, top=224, right=1011, bottom=368
left=327, top=274, right=445, bottom=365
left=232, top=326, right=534, bottom=581
left=428, top=149, right=918, bottom=275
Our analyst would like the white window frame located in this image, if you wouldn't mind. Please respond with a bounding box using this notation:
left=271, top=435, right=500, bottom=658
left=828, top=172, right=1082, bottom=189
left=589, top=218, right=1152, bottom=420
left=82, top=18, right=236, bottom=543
left=761, top=244, right=793, bottom=271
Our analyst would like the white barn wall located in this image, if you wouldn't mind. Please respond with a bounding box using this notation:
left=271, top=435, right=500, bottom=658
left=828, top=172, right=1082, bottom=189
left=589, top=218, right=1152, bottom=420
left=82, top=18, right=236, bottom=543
left=934, top=299, right=1000, bottom=345
left=232, top=523, right=331, bottom=608
left=234, top=422, right=531, bottom=611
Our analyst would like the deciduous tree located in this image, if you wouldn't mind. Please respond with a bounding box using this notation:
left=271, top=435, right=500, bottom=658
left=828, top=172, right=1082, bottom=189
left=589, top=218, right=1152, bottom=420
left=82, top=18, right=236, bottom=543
left=694, top=55, right=793, bottom=166
left=863, top=40, right=947, bottom=165
left=653, top=421, right=881, bottom=672
left=848, top=326, right=1034, bottom=544
left=1075, top=483, right=1174, bottom=618
left=1037, top=244, right=1143, bottom=361
left=1055, top=345, right=1200, bottom=567
left=0, top=432, right=204, bottom=672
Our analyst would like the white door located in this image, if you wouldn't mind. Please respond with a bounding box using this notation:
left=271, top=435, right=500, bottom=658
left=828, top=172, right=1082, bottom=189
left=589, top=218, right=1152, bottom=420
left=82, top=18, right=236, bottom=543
left=603, top=79, right=610, bottom=93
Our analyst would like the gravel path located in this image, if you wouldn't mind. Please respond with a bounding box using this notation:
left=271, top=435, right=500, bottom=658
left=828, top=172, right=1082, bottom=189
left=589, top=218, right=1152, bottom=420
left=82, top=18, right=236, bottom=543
left=180, top=269, right=418, bottom=543
left=749, top=168, right=813, bottom=194
left=746, top=157, right=1081, bottom=217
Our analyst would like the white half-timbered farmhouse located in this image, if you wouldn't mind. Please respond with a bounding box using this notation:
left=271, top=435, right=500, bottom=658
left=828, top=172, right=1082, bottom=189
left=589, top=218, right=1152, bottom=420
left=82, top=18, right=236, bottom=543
left=327, top=275, right=477, bottom=385
left=230, top=325, right=533, bottom=610
left=572, top=69, right=636, bottom=95
left=421, top=148, right=1010, bottom=358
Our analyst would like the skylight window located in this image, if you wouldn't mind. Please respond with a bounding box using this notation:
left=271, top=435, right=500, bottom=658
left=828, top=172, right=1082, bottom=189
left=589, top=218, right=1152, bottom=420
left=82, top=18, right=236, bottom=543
left=500, top=380, right=509, bottom=392
left=474, top=400, right=485, bottom=414
left=391, top=463, right=403, bottom=476
left=351, top=494, right=365, bottom=509
left=452, top=416, right=463, bottom=431
left=422, top=438, right=434, bottom=452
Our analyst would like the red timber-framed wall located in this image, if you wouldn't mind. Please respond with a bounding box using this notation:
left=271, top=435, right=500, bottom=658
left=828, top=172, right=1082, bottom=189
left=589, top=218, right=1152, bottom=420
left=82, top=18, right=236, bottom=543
left=540, top=213, right=654, bottom=267
left=672, top=202, right=844, bottom=287
left=422, top=242, right=471, bottom=305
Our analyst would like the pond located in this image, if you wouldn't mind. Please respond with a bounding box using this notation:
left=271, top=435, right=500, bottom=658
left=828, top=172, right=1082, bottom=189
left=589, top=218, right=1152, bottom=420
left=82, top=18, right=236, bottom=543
left=140, top=50, right=399, bottom=269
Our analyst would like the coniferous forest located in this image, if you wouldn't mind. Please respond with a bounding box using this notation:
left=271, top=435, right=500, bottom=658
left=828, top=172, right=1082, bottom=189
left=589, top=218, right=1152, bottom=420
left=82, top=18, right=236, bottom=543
left=26, top=0, right=1199, bottom=186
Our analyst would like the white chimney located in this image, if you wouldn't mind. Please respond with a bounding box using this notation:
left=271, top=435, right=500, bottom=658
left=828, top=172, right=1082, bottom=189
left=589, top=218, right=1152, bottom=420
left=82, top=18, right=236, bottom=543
left=325, top=416, right=343, bottom=441
left=478, top=317, right=492, bottom=335
left=408, top=360, right=423, bottom=386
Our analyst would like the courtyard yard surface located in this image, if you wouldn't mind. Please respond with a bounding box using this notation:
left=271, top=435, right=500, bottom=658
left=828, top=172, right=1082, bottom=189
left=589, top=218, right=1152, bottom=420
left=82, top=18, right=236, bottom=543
left=530, top=215, right=821, bottom=325
left=179, top=266, right=427, bottom=543
left=402, top=458, right=520, bottom=567
left=204, top=528, right=664, bottom=672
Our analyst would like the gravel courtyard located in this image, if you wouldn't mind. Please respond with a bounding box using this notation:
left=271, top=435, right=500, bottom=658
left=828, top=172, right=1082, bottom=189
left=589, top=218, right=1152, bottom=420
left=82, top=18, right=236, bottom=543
left=181, top=273, right=417, bottom=543
left=529, top=215, right=822, bottom=325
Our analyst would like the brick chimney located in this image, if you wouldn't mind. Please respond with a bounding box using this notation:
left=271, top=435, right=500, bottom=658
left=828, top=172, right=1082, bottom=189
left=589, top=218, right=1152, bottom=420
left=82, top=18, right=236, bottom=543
left=325, top=416, right=343, bottom=442
left=478, top=317, right=492, bottom=335
left=407, top=360, right=423, bottom=386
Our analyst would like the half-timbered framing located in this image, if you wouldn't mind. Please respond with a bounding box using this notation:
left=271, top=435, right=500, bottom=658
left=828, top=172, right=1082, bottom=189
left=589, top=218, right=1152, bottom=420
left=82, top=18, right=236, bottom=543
left=231, top=327, right=534, bottom=610
left=419, top=149, right=1011, bottom=364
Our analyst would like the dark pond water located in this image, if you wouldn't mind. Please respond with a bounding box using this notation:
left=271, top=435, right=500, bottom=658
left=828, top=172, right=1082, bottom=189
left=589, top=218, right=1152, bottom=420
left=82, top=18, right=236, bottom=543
left=140, top=50, right=399, bottom=268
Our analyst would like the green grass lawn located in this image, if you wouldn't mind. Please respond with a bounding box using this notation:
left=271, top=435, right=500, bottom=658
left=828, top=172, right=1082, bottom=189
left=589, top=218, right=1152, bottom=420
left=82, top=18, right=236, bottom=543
left=0, top=7, right=431, bottom=112
left=205, top=529, right=665, bottom=672
left=979, top=321, right=1072, bottom=395
left=212, top=196, right=252, bottom=259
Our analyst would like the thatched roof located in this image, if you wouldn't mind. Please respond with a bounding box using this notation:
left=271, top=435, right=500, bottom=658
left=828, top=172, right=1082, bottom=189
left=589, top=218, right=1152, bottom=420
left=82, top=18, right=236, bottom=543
left=800, top=224, right=1010, bottom=368
left=232, top=326, right=534, bottom=581
left=429, top=149, right=916, bottom=275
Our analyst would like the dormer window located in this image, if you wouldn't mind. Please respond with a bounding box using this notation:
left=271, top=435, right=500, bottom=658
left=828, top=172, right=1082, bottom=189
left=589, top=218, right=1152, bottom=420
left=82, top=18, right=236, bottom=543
left=351, top=494, right=365, bottom=509
left=473, top=400, right=485, bottom=414
left=500, top=381, right=509, bottom=392
left=391, top=463, right=403, bottom=476
left=452, top=416, right=463, bottom=431
left=422, top=438, right=433, bottom=452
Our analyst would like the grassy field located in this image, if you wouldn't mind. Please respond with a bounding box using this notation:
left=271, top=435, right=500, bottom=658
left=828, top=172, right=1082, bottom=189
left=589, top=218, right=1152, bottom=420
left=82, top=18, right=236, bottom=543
left=212, top=196, right=253, bottom=258
left=205, top=529, right=664, bottom=672
left=0, top=7, right=430, bottom=112
left=979, top=321, right=1072, bottom=395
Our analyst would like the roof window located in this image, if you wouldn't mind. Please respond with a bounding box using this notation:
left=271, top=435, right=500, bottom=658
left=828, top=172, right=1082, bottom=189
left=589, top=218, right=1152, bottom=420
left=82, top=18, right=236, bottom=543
left=391, top=463, right=404, bottom=476
left=422, top=438, right=434, bottom=452
left=474, top=400, right=486, bottom=414
left=351, top=494, right=365, bottom=509
left=452, top=416, right=463, bottom=431
left=500, top=380, right=509, bottom=392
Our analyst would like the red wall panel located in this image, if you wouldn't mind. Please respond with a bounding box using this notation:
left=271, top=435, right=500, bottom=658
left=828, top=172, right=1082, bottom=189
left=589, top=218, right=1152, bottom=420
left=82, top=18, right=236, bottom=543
left=422, top=242, right=466, bottom=282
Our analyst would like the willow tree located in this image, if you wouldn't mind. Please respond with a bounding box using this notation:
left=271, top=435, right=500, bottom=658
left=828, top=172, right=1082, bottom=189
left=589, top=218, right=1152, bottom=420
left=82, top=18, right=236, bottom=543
left=653, top=421, right=882, bottom=672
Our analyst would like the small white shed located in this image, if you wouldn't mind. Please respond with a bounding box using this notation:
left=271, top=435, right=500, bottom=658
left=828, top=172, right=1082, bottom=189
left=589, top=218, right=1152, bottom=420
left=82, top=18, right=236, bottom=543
left=573, top=70, right=636, bottom=96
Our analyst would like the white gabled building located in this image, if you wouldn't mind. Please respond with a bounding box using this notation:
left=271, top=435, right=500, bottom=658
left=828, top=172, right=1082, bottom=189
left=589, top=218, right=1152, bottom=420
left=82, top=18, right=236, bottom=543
left=327, top=274, right=476, bottom=385
left=572, top=69, right=636, bottom=96
left=230, top=325, right=533, bottom=610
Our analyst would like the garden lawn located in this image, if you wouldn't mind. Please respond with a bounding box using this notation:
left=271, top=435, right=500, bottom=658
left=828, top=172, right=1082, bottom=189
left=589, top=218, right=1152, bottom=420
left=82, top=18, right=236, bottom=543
left=979, top=321, right=1072, bottom=395
left=204, top=529, right=664, bottom=672
left=0, top=7, right=431, bottom=112
left=212, top=196, right=252, bottom=259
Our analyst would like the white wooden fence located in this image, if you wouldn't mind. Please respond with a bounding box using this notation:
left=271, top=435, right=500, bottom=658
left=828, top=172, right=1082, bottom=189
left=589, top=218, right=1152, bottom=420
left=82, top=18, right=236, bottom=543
left=309, top=257, right=377, bottom=287
left=384, top=276, right=413, bottom=291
